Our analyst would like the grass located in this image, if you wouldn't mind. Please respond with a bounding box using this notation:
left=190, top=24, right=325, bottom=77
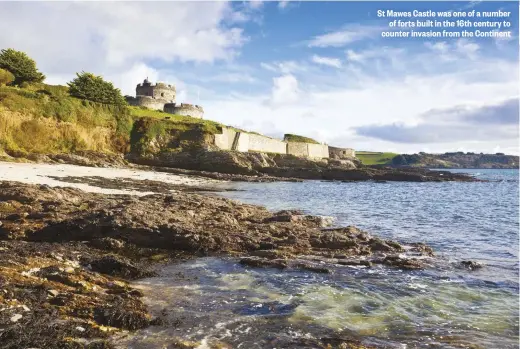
left=128, top=106, right=223, bottom=134
left=355, top=151, right=399, bottom=165
left=283, top=133, right=320, bottom=144
left=0, top=84, right=122, bottom=155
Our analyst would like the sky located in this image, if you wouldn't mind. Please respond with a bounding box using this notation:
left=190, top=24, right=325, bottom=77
left=0, top=0, right=518, bottom=155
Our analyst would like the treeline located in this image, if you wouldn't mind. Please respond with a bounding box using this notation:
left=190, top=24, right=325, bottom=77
left=0, top=48, right=126, bottom=105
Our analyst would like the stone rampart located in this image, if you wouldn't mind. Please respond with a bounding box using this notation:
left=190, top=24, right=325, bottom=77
left=287, top=142, right=329, bottom=158
left=164, top=103, right=204, bottom=119
left=248, top=134, right=287, bottom=154
left=286, top=142, right=308, bottom=157
left=329, top=146, right=356, bottom=159
left=307, top=143, right=329, bottom=158
left=125, top=96, right=166, bottom=111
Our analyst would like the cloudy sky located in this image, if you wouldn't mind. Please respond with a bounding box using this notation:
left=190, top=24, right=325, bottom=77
left=0, top=1, right=518, bottom=154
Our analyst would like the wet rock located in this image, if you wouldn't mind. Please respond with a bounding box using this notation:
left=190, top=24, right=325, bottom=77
left=460, top=260, right=484, bottom=270
left=368, top=239, right=395, bottom=252
left=376, top=255, right=424, bottom=270
left=88, top=255, right=153, bottom=279
left=311, top=231, right=358, bottom=250
left=90, top=237, right=125, bottom=250
left=293, top=262, right=331, bottom=274
left=94, top=302, right=150, bottom=330
left=337, top=260, right=372, bottom=267
left=239, top=257, right=288, bottom=269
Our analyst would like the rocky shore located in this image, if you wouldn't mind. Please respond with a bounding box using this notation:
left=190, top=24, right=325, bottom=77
left=0, top=180, right=437, bottom=349
left=1, top=149, right=480, bottom=183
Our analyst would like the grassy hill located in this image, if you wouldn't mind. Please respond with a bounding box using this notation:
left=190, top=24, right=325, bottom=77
left=355, top=151, right=398, bottom=165
left=0, top=83, right=229, bottom=158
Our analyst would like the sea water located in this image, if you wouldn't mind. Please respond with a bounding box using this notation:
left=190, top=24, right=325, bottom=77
left=122, top=169, right=519, bottom=349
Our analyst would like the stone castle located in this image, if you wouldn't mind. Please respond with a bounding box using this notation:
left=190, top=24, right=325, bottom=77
left=125, top=78, right=204, bottom=119
left=126, top=79, right=355, bottom=160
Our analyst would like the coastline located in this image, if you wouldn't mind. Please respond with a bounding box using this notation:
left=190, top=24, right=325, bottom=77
left=0, top=163, right=439, bottom=349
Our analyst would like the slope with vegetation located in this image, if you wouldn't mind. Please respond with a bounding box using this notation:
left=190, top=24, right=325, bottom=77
left=0, top=48, right=230, bottom=160
left=355, top=151, right=398, bottom=165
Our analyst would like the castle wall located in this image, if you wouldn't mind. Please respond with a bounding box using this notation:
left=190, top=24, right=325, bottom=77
left=286, top=142, right=308, bottom=157
left=214, top=127, right=236, bottom=150
left=329, top=146, right=355, bottom=159
left=235, top=132, right=249, bottom=152
left=287, top=142, right=329, bottom=158
left=164, top=103, right=204, bottom=119
left=307, top=143, right=329, bottom=158
left=248, top=134, right=287, bottom=154
left=126, top=96, right=165, bottom=111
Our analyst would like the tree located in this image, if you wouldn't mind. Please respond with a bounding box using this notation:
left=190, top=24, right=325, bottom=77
left=0, top=48, right=45, bottom=85
left=0, top=68, right=14, bottom=86
left=67, top=72, right=127, bottom=105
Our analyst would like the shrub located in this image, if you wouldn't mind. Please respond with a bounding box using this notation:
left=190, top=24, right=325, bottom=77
left=0, top=68, right=14, bottom=86
left=68, top=71, right=127, bottom=105
left=0, top=48, right=45, bottom=85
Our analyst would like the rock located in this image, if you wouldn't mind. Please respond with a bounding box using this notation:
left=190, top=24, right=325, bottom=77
left=311, top=231, right=358, bottom=250
left=88, top=255, right=153, bottom=279
left=239, top=257, right=288, bottom=269
left=47, top=289, right=59, bottom=297
left=368, top=238, right=395, bottom=252
left=10, top=314, right=23, bottom=322
left=90, top=237, right=125, bottom=250
left=376, top=255, right=424, bottom=270
left=460, top=260, right=484, bottom=270
left=75, top=326, right=85, bottom=332
left=337, top=260, right=372, bottom=267
left=293, top=263, right=331, bottom=274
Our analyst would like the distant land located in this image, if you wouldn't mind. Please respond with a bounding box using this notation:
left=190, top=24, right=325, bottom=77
left=357, top=151, right=519, bottom=169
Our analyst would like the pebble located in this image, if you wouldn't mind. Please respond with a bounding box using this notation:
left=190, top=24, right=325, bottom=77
left=47, top=289, right=59, bottom=297
left=75, top=326, right=85, bottom=332
left=10, top=314, right=22, bottom=322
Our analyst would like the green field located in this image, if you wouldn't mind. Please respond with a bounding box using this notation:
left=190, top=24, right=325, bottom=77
left=355, top=151, right=399, bottom=165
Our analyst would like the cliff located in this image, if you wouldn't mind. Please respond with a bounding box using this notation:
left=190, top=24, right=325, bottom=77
left=391, top=152, right=519, bottom=169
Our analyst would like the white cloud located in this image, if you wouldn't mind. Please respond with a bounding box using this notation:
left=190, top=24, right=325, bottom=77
left=269, top=74, right=300, bottom=107
left=307, top=25, right=382, bottom=48
left=0, top=2, right=247, bottom=76
left=311, top=55, right=342, bottom=68
left=260, top=60, right=307, bottom=74
left=278, top=1, right=290, bottom=9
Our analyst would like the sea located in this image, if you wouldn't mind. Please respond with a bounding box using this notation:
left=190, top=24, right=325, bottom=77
left=121, top=169, right=519, bottom=349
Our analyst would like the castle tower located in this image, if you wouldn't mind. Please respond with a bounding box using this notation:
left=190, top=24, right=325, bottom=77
left=135, top=78, right=176, bottom=103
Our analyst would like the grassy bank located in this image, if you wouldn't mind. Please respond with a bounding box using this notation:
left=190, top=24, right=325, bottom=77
left=0, top=83, right=225, bottom=157
left=356, top=151, right=398, bottom=165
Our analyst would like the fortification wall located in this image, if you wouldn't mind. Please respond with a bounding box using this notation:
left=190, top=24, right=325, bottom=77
left=286, top=142, right=308, bottom=157
left=165, top=103, right=204, bottom=119
left=307, top=143, right=329, bottom=158
left=287, top=142, right=329, bottom=158
left=125, top=96, right=165, bottom=111
left=214, top=127, right=236, bottom=150
left=329, top=146, right=356, bottom=159
left=248, top=134, right=287, bottom=154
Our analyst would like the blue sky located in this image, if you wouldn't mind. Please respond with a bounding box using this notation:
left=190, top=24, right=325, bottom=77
left=0, top=1, right=518, bottom=154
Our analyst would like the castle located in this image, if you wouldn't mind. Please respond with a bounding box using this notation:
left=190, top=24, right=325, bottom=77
left=125, top=78, right=204, bottom=119
left=126, top=79, right=355, bottom=160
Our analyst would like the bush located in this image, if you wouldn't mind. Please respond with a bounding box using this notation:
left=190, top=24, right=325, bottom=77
left=68, top=71, right=127, bottom=105
left=0, top=48, right=45, bottom=85
left=0, top=68, right=14, bottom=86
